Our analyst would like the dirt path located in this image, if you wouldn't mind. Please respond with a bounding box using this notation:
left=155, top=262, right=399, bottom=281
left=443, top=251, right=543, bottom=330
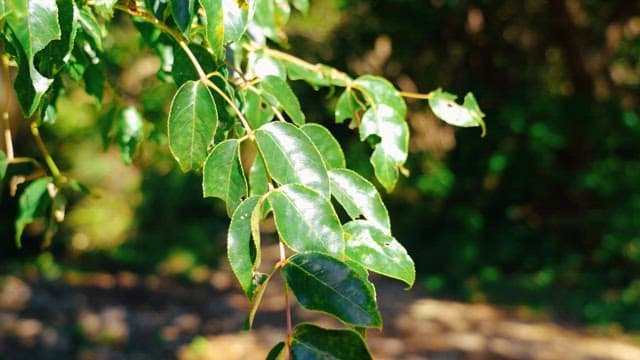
left=2, top=255, right=640, bottom=359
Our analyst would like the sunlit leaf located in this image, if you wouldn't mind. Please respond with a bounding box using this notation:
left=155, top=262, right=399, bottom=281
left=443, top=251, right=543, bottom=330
left=268, top=184, right=343, bottom=256
left=301, top=123, right=345, bottom=169
left=77, top=6, right=104, bottom=51
left=228, top=196, right=261, bottom=298
left=34, top=0, right=78, bottom=79
left=344, top=220, right=415, bottom=287
left=283, top=252, right=381, bottom=328
left=199, top=0, right=224, bottom=59
left=203, top=139, right=248, bottom=216
left=291, top=323, right=373, bottom=360
left=168, top=80, right=218, bottom=172
left=428, top=88, right=486, bottom=136
left=290, top=0, right=309, bottom=15
left=249, top=151, right=270, bottom=196
left=117, top=106, right=144, bottom=165
left=328, top=168, right=390, bottom=233
left=15, top=177, right=52, bottom=247
left=222, top=0, right=252, bottom=43
left=260, top=75, right=305, bottom=126
left=242, top=88, right=274, bottom=129
left=254, top=121, right=329, bottom=197
left=335, top=88, right=365, bottom=124
left=287, top=62, right=348, bottom=90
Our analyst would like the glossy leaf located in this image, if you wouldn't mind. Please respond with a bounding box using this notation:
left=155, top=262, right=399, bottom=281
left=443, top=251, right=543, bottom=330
left=291, top=323, right=373, bottom=360
left=203, top=139, right=248, bottom=216
left=242, top=88, right=274, bottom=129
left=168, top=80, right=218, bottom=172
left=222, top=0, right=251, bottom=43
left=5, top=0, right=60, bottom=116
left=34, top=0, right=78, bottom=79
left=344, top=220, right=415, bottom=287
left=15, top=177, right=52, bottom=247
left=248, top=52, right=286, bottom=79
left=249, top=152, right=270, bottom=196
left=301, top=123, right=345, bottom=169
left=335, top=88, right=365, bottom=124
left=199, top=0, right=224, bottom=59
left=260, top=75, right=305, bottom=126
left=282, top=252, right=381, bottom=328
left=254, top=121, right=329, bottom=197
left=429, top=89, right=487, bottom=136
left=328, top=168, right=390, bottom=233
left=354, top=76, right=409, bottom=192
left=228, top=196, right=261, bottom=299
left=286, top=62, right=348, bottom=90
left=268, top=184, right=343, bottom=256
left=171, top=0, right=196, bottom=33
left=0, top=150, right=7, bottom=180
left=252, top=0, right=288, bottom=44
left=78, top=6, right=104, bottom=51
left=117, top=106, right=144, bottom=165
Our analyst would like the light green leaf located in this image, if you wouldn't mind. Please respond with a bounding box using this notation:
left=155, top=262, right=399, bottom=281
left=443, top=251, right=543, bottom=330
left=227, top=196, right=261, bottom=299
left=78, top=6, right=104, bottom=51
left=335, top=88, right=365, bottom=124
left=34, top=0, right=78, bottom=79
left=428, top=89, right=486, bottom=136
left=290, top=0, right=308, bottom=15
left=5, top=0, right=60, bottom=116
left=117, top=106, right=144, bottom=165
left=286, top=62, right=348, bottom=90
left=344, top=220, right=415, bottom=287
left=168, top=80, right=218, bottom=172
left=171, top=0, right=196, bottom=33
left=291, top=323, right=373, bottom=360
left=94, top=0, right=118, bottom=18
left=260, top=75, right=305, bottom=126
left=243, top=271, right=270, bottom=330
left=254, top=121, right=329, bottom=197
left=283, top=253, right=381, bottom=328
left=301, top=123, right=345, bottom=169
left=354, top=75, right=409, bottom=192
left=249, top=152, right=270, bottom=196
left=328, top=168, right=390, bottom=233
left=268, top=184, right=343, bottom=257
left=242, top=88, right=274, bottom=129
left=199, top=0, right=224, bottom=60
left=0, top=150, right=7, bottom=180
left=15, top=177, right=52, bottom=247
left=222, top=0, right=251, bottom=43
left=248, top=52, right=286, bottom=79
left=203, top=139, right=248, bottom=216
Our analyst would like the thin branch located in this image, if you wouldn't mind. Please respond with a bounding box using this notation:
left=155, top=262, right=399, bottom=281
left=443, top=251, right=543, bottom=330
left=2, top=53, right=14, bottom=159
left=279, top=240, right=293, bottom=359
left=30, top=121, right=61, bottom=179
left=262, top=47, right=352, bottom=85
left=399, top=91, right=433, bottom=100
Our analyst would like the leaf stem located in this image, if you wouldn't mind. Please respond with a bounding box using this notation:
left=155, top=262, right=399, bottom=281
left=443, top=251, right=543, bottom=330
left=2, top=53, right=14, bottom=159
left=399, top=91, right=433, bottom=100
left=30, top=121, right=61, bottom=179
left=280, top=240, right=293, bottom=358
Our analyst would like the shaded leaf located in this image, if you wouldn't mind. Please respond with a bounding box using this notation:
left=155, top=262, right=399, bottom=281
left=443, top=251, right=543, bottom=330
left=283, top=252, right=381, bottom=328
left=249, top=151, right=270, bottom=196
left=429, top=89, right=486, bottom=136
left=265, top=341, right=286, bottom=360
left=172, top=42, right=218, bottom=87
left=268, top=184, right=343, bottom=256
left=117, top=106, right=144, bottom=164
left=301, top=123, right=345, bottom=169
left=15, top=177, right=52, bottom=247
left=290, top=0, right=309, bottom=15
left=291, top=323, right=373, bottom=360
left=242, top=271, right=270, bottom=330
left=228, top=196, right=261, bottom=299
left=260, top=75, right=305, bottom=126
left=203, top=139, right=248, bottom=216
left=254, top=121, right=329, bottom=197
left=168, top=80, right=218, bottom=172
left=242, top=88, right=274, bottom=129
left=0, top=150, right=7, bottom=180
left=335, top=88, right=365, bottom=124
left=344, top=220, right=415, bottom=287
left=328, top=168, right=390, bottom=233
left=171, top=0, right=196, bottom=33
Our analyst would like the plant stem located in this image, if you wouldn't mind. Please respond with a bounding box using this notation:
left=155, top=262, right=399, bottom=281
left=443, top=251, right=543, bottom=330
left=279, top=240, right=293, bottom=358
left=30, top=121, right=61, bottom=179
left=399, top=90, right=433, bottom=100
left=1, top=53, right=14, bottom=159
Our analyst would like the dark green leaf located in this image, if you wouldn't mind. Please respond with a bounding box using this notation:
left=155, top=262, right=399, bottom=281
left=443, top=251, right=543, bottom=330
left=265, top=341, right=286, bottom=360
left=328, top=168, right=390, bottom=233
left=344, top=220, right=415, bottom=287
left=291, top=323, right=373, bottom=360
left=199, top=0, right=224, bottom=60
left=117, top=106, right=144, bottom=164
left=0, top=150, right=7, bottom=180
left=203, top=139, right=248, bottom=216
left=260, top=75, right=305, bottom=125
left=242, top=271, right=270, bottom=330
left=168, top=80, right=218, bottom=172
left=268, top=184, right=343, bottom=256
left=335, top=88, right=364, bottom=124
left=300, top=123, right=345, bottom=169
left=171, top=0, right=196, bottom=33
left=428, top=89, right=487, bottom=136
left=254, top=121, right=329, bottom=197
left=242, top=88, right=274, bottom=129
left=227, top=196, right=261, bottom=299
left=144, top=0, right=168, bottom=20
left=171, top=42, right=218, bottom=87
left=15, top=177, right=52, bottom=247
left=354, top=76, right=409, bottom=192
left=283, top=253, right=381, bottom=328
left=6, top=0, right=61, bottom=115
left=249, top=152, right=269, bottom=196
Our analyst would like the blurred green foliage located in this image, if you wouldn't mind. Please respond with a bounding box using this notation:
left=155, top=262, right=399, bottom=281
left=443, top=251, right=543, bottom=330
left=2, top=0, right=640, bottom=330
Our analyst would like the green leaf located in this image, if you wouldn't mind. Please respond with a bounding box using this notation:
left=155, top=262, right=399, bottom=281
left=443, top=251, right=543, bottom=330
left=344, top=220, right=415, bottom=287
left=199, top=0, right=224, bottom=60
left=254, top=121, right=329, bottom=197
left=171, top=0, right=196, bottom=33
left=252, top=0, right=288, bottom=44
left=243, top=271, right=270, bottom=330
left=335, top=88, right=365, bottom=124
left=242, top=88, right=274, bottom=129
left=283, top=253, right=381, bottom=328
left=227, top=196, right=261, bottom=299
left=248, top=52, right=286, bottom=79
left=34, top=0, right=78, bottom=79
left=291, top=323, right=373, bottom=360
left=93, top=0, right=118, bottom=18
left=144, top=0, right=169, bottom=20
left=328, top=168, right=390, bottom=233
left=168, top=80, right=218, bottom=172
left=268, top=184, right=343, bottom=256
left=354, top=76, right=409, bottom=192
left=260, top=75, right=305, bottom=126
left=203, top=139, right=248, bottom=216
left=249, top=152, right=270, bottom=196
left=290, top=0, right=309, bottom=15
left=117, top=106, right=144, bottom=165
left=5, top=0, right=61, bottom=116
left=0, top=150, right=7, bottom=180
left=15, top=177, right=53, bottom=247
left=428, top=89, right=487, bottom=136
left=286, top=62, right=348, bottom=90
left=300, top=123, right=345, bottom=169
left=222, top=0, right=251, bottom=43
left=171, top=42, right=218, bottom=87
left=265, top=341, right=286, bottom=360
left=77, top=6, right=104, bottom=51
